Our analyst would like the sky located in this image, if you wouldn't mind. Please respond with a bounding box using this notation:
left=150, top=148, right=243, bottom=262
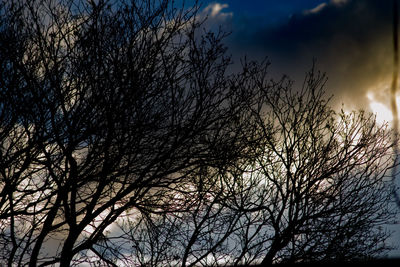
left=189, top=0, right=396, bottom=124
left=190, top=0, right=400, bottom=257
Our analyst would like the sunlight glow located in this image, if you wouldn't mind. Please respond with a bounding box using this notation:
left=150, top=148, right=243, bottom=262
left=367, top=91, right=400, bottom=125
left=369, top=102, right=393, bottom=124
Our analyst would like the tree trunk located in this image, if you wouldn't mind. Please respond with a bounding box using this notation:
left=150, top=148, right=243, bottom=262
left=261, top=239, right=283, bottom=265
left=59, top=231, right=79, bottom=267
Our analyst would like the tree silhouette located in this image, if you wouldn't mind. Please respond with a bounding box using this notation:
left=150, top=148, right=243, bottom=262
left=0, top=0, right=396, bottom=266
left=102, top=70, right=396, bottom=266
left=253, top=71, right=396, bottom=264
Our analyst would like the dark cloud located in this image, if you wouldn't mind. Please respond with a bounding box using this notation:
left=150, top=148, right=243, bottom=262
left=227, top=0, right=394, bottom=110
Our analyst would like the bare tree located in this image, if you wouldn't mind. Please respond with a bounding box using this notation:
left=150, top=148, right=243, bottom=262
left=252, top=70, right=396, bottom=264
left=0, top=0, right=396, bottom=266
left=0, top=0, right=265, bottom=266
left=97, top=70, right=397, bottom=266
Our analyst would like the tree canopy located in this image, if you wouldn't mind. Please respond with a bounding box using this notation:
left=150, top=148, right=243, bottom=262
left=0, top=0, right=397, bottom=266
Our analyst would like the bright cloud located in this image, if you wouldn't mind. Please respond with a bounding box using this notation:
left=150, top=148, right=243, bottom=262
left=203, top=3, right=232, bottom=18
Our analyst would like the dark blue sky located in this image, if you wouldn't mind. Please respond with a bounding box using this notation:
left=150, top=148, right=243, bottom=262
left=185, top=0, right=326, bottom=20
left=195, top=0, right=327, bottom=24
left=184, top=0, right=394, bottom=114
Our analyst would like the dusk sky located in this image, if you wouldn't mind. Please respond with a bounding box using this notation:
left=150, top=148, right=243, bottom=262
left=191, top=0, right=395, bottom=124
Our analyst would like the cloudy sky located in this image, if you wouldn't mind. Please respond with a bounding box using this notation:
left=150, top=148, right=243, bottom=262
left=189, top=0, right=400, bottom=255
left=191, top=0, right=395, bottom=123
